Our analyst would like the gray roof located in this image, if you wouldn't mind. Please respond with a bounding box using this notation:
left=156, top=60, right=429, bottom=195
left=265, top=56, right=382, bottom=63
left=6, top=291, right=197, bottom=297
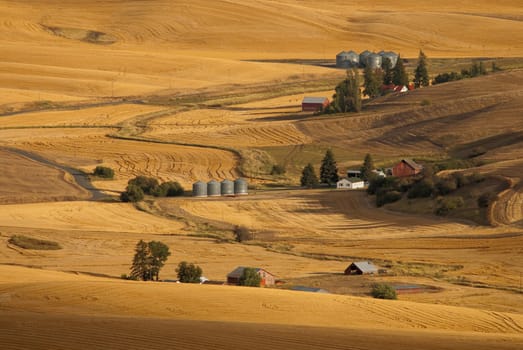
left=302, top=96, right=328, bottom=104
left=349, top=261, right=378, bottom=274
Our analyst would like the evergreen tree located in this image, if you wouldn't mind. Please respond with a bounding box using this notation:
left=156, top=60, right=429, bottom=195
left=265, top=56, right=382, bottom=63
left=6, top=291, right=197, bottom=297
left=392, top=55, right=409, bottom=87
left=300, top=163, right=318, bottom=188
left=382, top=57, right=393, bottom=85
left=130, top=240, right=151, bottom=281
left=414, top=50, right=430, bottom=88
left=320, top=149, right=339, bottom=186
left=148, top=241, right=171, bottom=281
left=176, top=261, right=203, bottom=283
left=332, top=69, right=362, bottom=112
left=360, top=153, right=375, bottom=181
left=239, top=268, right=262, bottom=287
left=346, top=68, right=362, bottom=112
left=363, top=66, right=383, bottom=98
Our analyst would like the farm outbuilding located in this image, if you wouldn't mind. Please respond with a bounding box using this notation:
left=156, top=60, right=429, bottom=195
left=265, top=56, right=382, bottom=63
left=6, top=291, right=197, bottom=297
left=207, top=180, right=221, bottom=197
left=302, top=97, right=329, bottom=112
left=347, top=170, right=362, bottom=178
left=337, top=178, right=365, bottom=189
left=226, top=266, right=275, bottom=287
left=345, top=261, right=378, bottom=275
left=192, top=181, right=208, bottom=197
left=392, top=159, right=423, bottom=177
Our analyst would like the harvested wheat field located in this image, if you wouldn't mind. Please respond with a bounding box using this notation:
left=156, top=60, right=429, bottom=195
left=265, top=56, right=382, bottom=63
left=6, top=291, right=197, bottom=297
left=1, top=0, right=523, bottom=349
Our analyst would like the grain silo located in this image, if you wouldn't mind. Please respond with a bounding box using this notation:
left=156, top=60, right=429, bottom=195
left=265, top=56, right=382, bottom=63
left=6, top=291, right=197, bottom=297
left=359, top=50, right=372, bottom=67
left=234, top=178, right=248, bottom=196
left=221, top=179, right=234, bottom=196
left=336, top=51, right=350, bottom=68
left=192, top=181, right=208, bottom=197
left=346, top=50, right=360, bottom=67
left=381, top=51, right=398, bottom=68
left=207, top=179, right=221, bottom=197
left=366, top=53, right=382, bottom=70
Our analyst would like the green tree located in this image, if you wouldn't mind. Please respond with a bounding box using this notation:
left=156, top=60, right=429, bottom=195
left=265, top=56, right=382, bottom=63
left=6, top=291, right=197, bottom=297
left=120, top=184, right=144, bottom=202
left=300, top=163, right=318, bottom=188
left=363, top=65, right=383, bottom=98
left=128, top=175, right=159, bottom=195
left=392, top=55, right=409, bottom=87
left=414, top=50, right=429, bottom=88
left=153, top=181, right=184, bottom=197
left=176, top=261, right=203, bottom=283
left=93, top=166, right=114, bottom=179
left=332, top=69, right=361, bottom=113
left=382, top=57, right=393, bottom=85
left=130, top=240, right=151, bottom=281
left=239, top=268, right=262, bottom=287
left=360, top=153, right=375, bottom=181
left=320, top=149, right=339, bottom=186
left=148, top=241, right=171, bottom=281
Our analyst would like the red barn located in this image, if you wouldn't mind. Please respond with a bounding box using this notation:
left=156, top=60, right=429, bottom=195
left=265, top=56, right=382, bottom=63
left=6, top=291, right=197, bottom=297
left=302, top=96, right=329, bottom=112
left=392, top=159, right=423, bottom=177
left=226, top=266, right=275, bottom=287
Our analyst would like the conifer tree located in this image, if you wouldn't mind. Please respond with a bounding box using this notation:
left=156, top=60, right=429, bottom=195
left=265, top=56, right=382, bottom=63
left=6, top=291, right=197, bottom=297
left=130, top=240, right=151, bottom=281
left=300, top=163, right=318, bottom=188
left=320, top=149, right=339, bottom=186
left=414, top=50, right=430, bottom=88
left=382, top=57, right=393, bottom=85
left=363, top=66, right=383, bottom=98
left=360, top=153, right=375, bottom=181
left=393, top=55, right=409, bottom=87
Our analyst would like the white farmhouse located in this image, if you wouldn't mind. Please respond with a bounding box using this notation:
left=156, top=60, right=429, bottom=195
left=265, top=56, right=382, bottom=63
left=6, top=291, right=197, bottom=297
left=337, top=177, right=365, bottom=189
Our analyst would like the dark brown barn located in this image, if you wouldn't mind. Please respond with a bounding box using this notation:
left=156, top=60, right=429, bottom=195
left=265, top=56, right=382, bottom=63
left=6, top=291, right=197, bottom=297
left=302, top=96, right=329, bottom=112
left=392, top=159, right=423, bottom=177
left=344, top=261, right=378, bottom=275
left=226, top=266, right=275, bottom=287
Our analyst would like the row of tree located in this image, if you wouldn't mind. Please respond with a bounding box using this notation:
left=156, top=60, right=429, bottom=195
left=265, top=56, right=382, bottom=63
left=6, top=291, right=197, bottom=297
left=121, top=175, right=185, bottom=202
left=432, top=61, right=499, bottom=85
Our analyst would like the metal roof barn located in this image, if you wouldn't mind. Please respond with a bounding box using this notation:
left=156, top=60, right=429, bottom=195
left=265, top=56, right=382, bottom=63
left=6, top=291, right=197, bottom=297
left=192, top=181, right=208, bottom=197
left=234, top=178, right=248, bottom=195
left=302, top=96, right=329, bottom=112
left=207, top=179, right=221, bottom=197
left=221, top=179, right=234, bottom=196
left=345, top=261, right=378, bottom=275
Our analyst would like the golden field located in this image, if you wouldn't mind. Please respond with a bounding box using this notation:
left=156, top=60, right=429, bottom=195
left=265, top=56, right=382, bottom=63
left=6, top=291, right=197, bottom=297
left=1, top=1, right=523, bottom=349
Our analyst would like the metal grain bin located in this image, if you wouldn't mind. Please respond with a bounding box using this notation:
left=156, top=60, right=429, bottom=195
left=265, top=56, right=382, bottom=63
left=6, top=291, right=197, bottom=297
left=381, top=51, right=398, bottom=68
left=221, top=179, right=234, bottom=196
left=234, top=178, right=248, bottom=196
left=346, top=50, right=360, bottom=67
left=359, top=50, right=371, bottom=66
left=366, top=53, right=382, bottom=70
left=207, top=180, right=221, bottom=197
left=192, top=181, right=208, bottom=197
left=336, top=51, right=350, bottom=68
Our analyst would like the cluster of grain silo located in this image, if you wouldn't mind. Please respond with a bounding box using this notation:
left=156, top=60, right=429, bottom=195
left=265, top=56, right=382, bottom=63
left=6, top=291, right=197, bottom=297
left=336, top=50, right=398, bottom=70
left=192, top=178, right=248, bottom=197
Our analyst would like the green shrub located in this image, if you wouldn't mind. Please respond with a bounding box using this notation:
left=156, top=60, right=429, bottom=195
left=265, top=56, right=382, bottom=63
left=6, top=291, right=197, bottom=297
left=239, top=267, right=262, bottom=287
left=478, top=192, right=496, bottom=208
left=407, top=179, right=434, bottom=198
left=270, top=164, right=286, bottom=175
left=435, top=196, right=464, bottom=216
left=120, top=184, right=144, bottom=202
left=371, top=283, right=397, bottom=300
left=376, top=190, right=402, bottom=207
left=153, top=181, right=185, bottom=197
left=176, top=261, right=203, bottom=283
left=93, top=166, right=114, bottom=179
left=128, top=176, right=159, bottom=195
left=435, top=177, right=458, bottom=195
left=8, top=235, right=61, bottom=250
left=234, top=225, right=252, bottom=242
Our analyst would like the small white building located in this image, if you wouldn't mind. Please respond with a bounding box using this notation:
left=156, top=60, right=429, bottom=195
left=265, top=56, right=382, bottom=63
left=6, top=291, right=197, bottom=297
left=337, top=178, right=365, bottom=189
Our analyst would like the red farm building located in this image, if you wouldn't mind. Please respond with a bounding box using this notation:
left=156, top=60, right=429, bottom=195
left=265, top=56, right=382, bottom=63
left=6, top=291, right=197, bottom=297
left=392, top=159, right=423, bottom=177
left=302, top=96, right=329, bottom=112
left=226, top=266, right=275, bottom=287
